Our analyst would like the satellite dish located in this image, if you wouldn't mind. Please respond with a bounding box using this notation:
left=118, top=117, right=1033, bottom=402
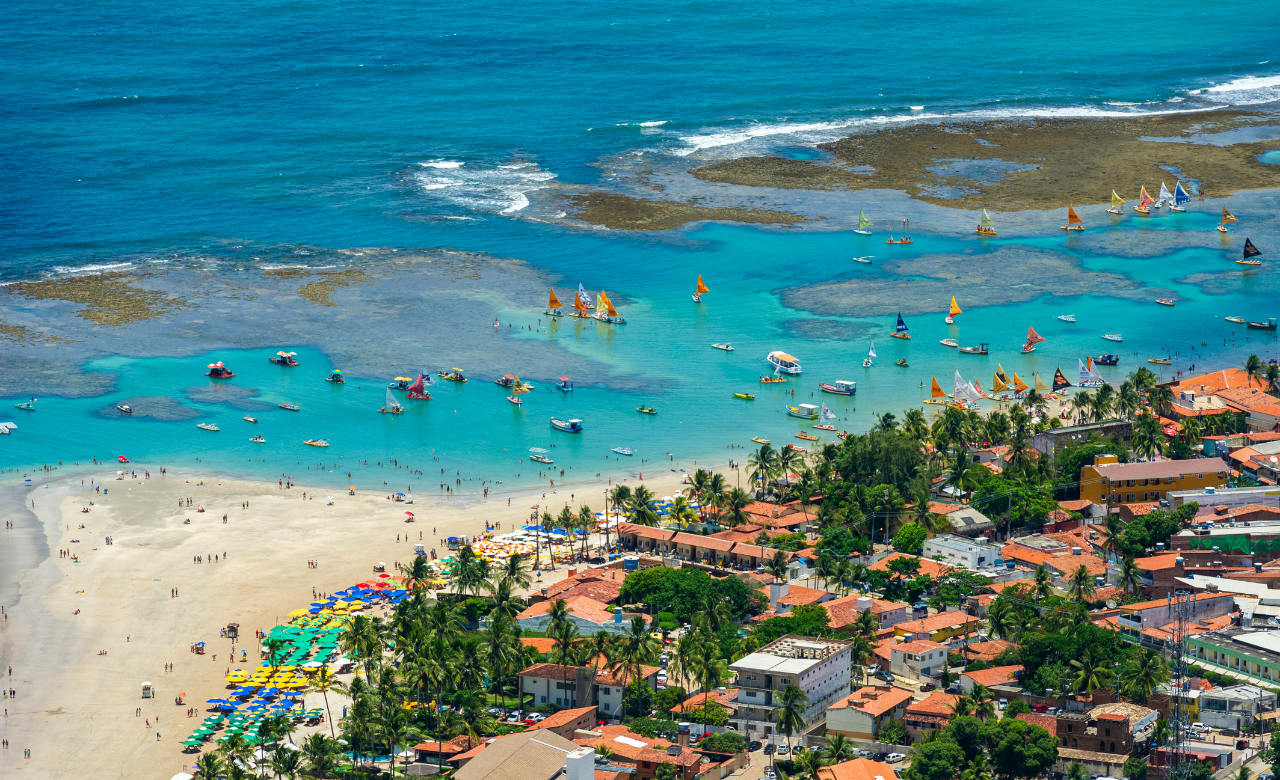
left=1106, top=599, right=1117, bottom=609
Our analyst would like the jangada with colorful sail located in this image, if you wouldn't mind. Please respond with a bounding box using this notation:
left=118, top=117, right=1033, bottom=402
left=1158, top=182, right=1175, bottom=210
left=891, top=312, right=911, bottom=340
left=1077, top=358, right=1106, bottom=388
left=854, top=210, right=873, bottom=236
left=1134, top=186, right=1156, bottom=215
left=946, top=296, right=962, bottom=324
left=1107, top=191, right=1125, bottom=215
left=1052, top=367, right=1073, bottom=392
left=545, top=287, right=564, bottom=317
left=976, top=209, right=996, bottom=235
left=1171, top=182, right=1191, bottom=212
left=1218, top=207, right=1238, bottom=233
left=1021, top=326, right=1045, bottom=354
left=924, top=376, right=949, bottom=405
left=693, top=274, right=710, bottom=303
left=863, top=340, right=876, bottom=367
left=1060, top=205, right=1084, bottom=231
left=1239, top=238, right=1263, bottom=267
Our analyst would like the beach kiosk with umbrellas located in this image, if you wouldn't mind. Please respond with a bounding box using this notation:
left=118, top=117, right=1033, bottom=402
left=142, top=681, right=154, bottom=699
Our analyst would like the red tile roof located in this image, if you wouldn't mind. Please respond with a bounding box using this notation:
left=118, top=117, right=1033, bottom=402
left=670, top=688, right=738, bottom=715
left=532, top=705, right=599, bottom=731
left=822, top=594, right=908, bottom=628
left=962, top=665, right=1023, bottom=687
left=414, top=734, right=481, bottom=755
left=516, top=595, right=638, bottom=626
left=778, top=585, right=831, bottom=607
left=1045, top=553, right=1108, bottom=579
left=1016, top=712, right=1058, bottom=736
left=907, top=691, right=961, bottom=716
left=899, top=611, right=976, bottom=636
left=1174, top=368, right=1253, bottom=394
left=819, top=758, right=900, bottom=780
left=962, top=639, right=1016, bottom=662
left=519, top=637, right=557, bottom=654
left=1134, top=553, right=1181, bottom=572
left=828, top=685, right=913, bottom=717
left=573, top=725, right=701, bottom=768
left=617, top=523, right=676, bottom=541
left=1058, top=499, right=1096, bottom=511
left=1216, top=386, right=1280, bottom=410
left=870, top=552, right=955, bottom=578
left=553, top=578, right=625, bottom=604
left=1001, top=544, right=1058, bottom=567
left=595, top=665, right=661, bottom=687
left=892, top=639, right=948, bottom=655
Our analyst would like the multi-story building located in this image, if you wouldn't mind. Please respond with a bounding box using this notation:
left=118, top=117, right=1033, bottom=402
left=1197, top=684, right=1277, bottom=732
left=825, top=685, right=913, bottom=741
left=1079, top=455, right=1226, bottom=509
left=921, top=534, right=997, bottom=570
left=1114, top=593, right=1235, bottom=647
left=889, top=640, right=949, bottom=682
left=728, top=635, right=852, bottom=739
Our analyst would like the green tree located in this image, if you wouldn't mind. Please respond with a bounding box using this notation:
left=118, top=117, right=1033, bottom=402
left=893, top=522, right=929, bottom=555
left=981, top=717, right=1058, bottom=780
left=879, top=718, right=910, bottom=746
left=1123, top=756, right=1148, bottom=780
left=1117, top=649, right=1171, bottom=704
left=655, top=762, right=677, bottom=780
left=905, top=740, right=967, bottom=780
left=774, top=684, right=810, bottom=755
left=1066, top=564, right=1096, bottom=603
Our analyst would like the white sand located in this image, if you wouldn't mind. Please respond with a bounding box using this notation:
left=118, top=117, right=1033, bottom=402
left=1, top=467, right=696, bottom=778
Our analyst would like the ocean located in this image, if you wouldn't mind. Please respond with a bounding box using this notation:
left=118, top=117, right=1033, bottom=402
left=3, top=0, right=1280, bottom=493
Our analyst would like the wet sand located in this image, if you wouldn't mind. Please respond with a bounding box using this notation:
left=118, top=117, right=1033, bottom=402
left=0, top=467, right=697, bottom=778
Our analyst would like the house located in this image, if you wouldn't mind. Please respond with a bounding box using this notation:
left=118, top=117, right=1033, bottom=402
left=768, top=581, right=836, bottom=613
left=826, top=685, right=914, bottom=741
left=707, top=524, right=791, bottom=544
left=823, top=595, right=909, bottom=633
left=532, top=570, right=625, bottom=605
left=1058, top=499, right=1105, bottom=519
left=1114, top=593, right=1235, bottom=645
left=870, top=552, right=955, bottom=579
left=959, top=665, right=1023, bottom=692
left=414, top=734, right=483, bottom=765
left=1054, top=702, right=1156, bottom=766
left=530, top=705, right=599, bottom=739
left=894, top=611, right=977, bottom=645
left=1043, top=552, right=1108, bottom=582
left=517, top=662, right=660, bottom=714
left=595, top=665, right=662, bottom=719
left=670, top=687, right=738, bottom=718
left=961, top=639, right=1016, bottom=663
left=572, top=725, right=704, bottom=780
left=943, top=505, right=996, bottom=538
left=903, top=691, right=959, bottom=740
left=1031, top=420, right=1134, bottom=459
left=1079, top=454, right=1226, bottom=509
left=889, top=640, right=949, bottom=682
left=1170, top=484, right=1280, bottom=513
left=1196, top=684, right=1277, bottom=731
left=451, top=732, right=594, bottom=780
left=615, top=523, right=677, bottom=554
left=921, top=534, right=998, bottom=571
left=516, top=596, right=650, bottom=635
left=728, top=635, right=852, bottom=738
left=818, top=758, right=901, bottom=780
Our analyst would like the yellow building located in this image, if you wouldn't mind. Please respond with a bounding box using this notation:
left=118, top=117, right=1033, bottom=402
left=1080, top=455, right=1226, bottom=509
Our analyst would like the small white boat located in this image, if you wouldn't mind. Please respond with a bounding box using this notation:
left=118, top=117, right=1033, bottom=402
left=116, top=404, right=133, bottom=414
left=853, top=256, right=873, bottom=264
left=1102, top=333, right=1124, bottom=343
left=611, top=447, right=633, bottom=456
left=853, top=210, right=873, bottom=235
left=863, top=340, right=876, bottom=368
left=712, top=343, right=734, bottom=351
left=14, top=398, right=36, bottom=410
left=197, top=423, right=220, bottom=431
left=940, top=339, right=958, bottom=348
left=250, top=435, right=265, bottom=442
left=530, top=453, right=553, bottom=464
left=1056, top=314, right=1076, bottom=323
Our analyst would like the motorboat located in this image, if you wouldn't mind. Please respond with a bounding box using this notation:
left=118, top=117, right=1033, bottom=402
left=1156, top=298, right=1177, bottom=307
left=1248, top=318, right=1278, bottom=330
left=1149, top=357, right=1172, bottom=365
left=767, top=351, right=802, bottom=375
left=304, top=439, right=329, bottom=447
left=250, top=435, right=265, bottom=443
left=958, top=343, right=989, bottom=355
left=556, top=377, right=573, bottom=391
left=712, top=343, right=734, bottom=351
left=751, top=437, right=770, bottom=444
left=853, top=256, right=873, bottom=264
left=197, top=423, right=220, bottom=431
left=389, top=376, right=413, bottom=390
left=940, top=339, right=959, bottom=348
left=14, top=398, right=36, bottom=410
left=787, top=404, right=819, bottom=420
left=269, top=351, right=299, bottom=367
left=733, top=392, right=755, bottom=400
left=243, top=415, right=258, bottom=423
left=795, top=433, right=819, bottom=441
left=206, top=361, right=235, bottom=379
left=279, top=403, right=300, bottom=411
left=636, top=406, right=657, bottom=415
left=530, top=453, right=554, bottom=464
left=1094, top=354, right=1120, bottom=366
left=814, top=424, right=837, bottom=431
left=326, top=369, right=345, bottom=383
left=895, top=358, right=909, bottom=368
left=819, top=380, right=857, bottom=396
left=611, top=447, right=634, bottom=456
left=1056, top=314, right=1076, bottom=323
left=1226, top=316, right=1245, bottom=324
left=787, top=444, right=808, bottom=452
left=1102, top=334, right=1123, bottom=343
left=494, top=374, right=517, bottom=388
left=438, top=368, right=467, bottom=383
left=551, top=417, right=583, bottom=433
left=116, top=404, right=133, bottom=414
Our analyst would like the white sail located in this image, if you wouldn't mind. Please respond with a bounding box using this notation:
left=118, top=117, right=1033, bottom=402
left=421, top=367, right=435, bottom=386
left=821, top=404, right=836, bottom=421
left=385, top=388, right=399, bottom=409
left=954, top=370, right=967, bottom=400
left=868, top=340, right=877, bottom=358
left=966, top=381, right=982, bottom=401
left=1159, top=182, right=1173, bottom=204
left=1078, top=358, right=1090, bottom=384
left=1088, top=361, right=1106, bottom=382
left=577, top=283, right=593, bottom=308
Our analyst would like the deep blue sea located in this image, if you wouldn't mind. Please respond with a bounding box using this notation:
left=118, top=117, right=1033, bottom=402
left=3, top=1, right=1280, bottom=490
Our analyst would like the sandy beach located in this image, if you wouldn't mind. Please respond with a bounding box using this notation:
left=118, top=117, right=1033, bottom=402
left=0, top=467, right=697, bottom=778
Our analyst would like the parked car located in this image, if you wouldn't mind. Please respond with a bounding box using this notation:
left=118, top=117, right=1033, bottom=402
left=763, top=744, right=776, bottom=756
left=1190, top=722, right=1211, bottom=735
left=777, top=744, right=789, bottom=755
left=870, top=752, right=889, bottom=761
left=876, top=670, right=895, bottom=683
left=1237, top=739, right=1250, bottom=750
left=920, top=682, right=936, bottom=692
left=867, top=664, right=882, bottom=675
left=998, top=698, right=1008, bottom=710
left=887, top=753, right=906, bottom=763
left=1032, top=704, right=1050, bottom=713
left=748, top=741, right=763, bottom=753
left=530, top=713, right=547, bottom=722
left=1220, top=728, right=1239, bottom=737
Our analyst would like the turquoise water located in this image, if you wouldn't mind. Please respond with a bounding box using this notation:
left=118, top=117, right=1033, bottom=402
left=3, top=1, right=1280, bottom=489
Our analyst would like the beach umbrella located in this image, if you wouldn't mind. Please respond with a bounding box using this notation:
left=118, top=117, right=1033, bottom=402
left=405, top=511, right=414, bottom=517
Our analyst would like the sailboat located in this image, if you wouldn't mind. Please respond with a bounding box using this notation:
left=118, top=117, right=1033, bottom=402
left=1021, top=326, right=1046, bottom=354
left=569, top=284, right=593, bottom=319
left=693, top=274, right=710, bottom=303
left=507, top=377, right=532, bottom=405
left=992, top=369, right=1010, bottom=395
left=863, top=341, right=876, bottom=367
left=1052, top=367, right=1073, bottom=392
left=1033, top=373, right=1051, bottom=394
left=891, top=312, right=911, bottom=340
left=1157, top=182, right=1174, bottom=210
left=1218, top=207, right=1238, bottom=233
left=1012, top=373, right=1029, bottom=395
left=1060, top=205, right=1085, bottom=231
left=854, top=210, right=873, bottom=235
left=1078, top=357, right=1105, bottom=388
left=924, top=376, right=949, bottom=405
left=815, top=404, right=839, bottom=430
left=1134, top=187, right=1156, bottom=214
left=379, top=388, right=404, bottom=414
left=593, top=290, right=626, bottom=324
left=406, top=369, right=432, bottom=400
left=546, top=288, right=564, bottom=316
left=1172, top=182, right=1191, bottom=213
left=1107, top=190, right=1125, bottom=215
left=1239, top=238, right=1263, bottom=267
left=945, top=296, right=962, bottom=325
left=976, top=209, right=996, bottom=235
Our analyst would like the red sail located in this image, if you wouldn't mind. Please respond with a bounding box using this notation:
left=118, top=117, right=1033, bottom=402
left=406, top=374, right=425, bottom=393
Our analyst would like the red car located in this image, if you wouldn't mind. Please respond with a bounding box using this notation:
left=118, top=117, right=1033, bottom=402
left=1032, top=704, right=1050, bottom=713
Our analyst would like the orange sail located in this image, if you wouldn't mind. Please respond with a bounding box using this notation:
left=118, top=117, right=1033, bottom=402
left=1022, top=326, right=1046, bottom=352
left=1066, top=205, right=1083, bottom=225
left=949, top=296, right=962, bottom=317
left=1221, top=207, right=1238, bottom=226
left=605, top=294, right=620, bottom=318
left=1013, top=373, right=1029, bottom=394
left=695, top=274, right=710, bottom=295
left=1138, top=187, right=1155, bottom=208
left=548, top=288, right=563, bottom=309
left=930, top=376, right=947, bottom=398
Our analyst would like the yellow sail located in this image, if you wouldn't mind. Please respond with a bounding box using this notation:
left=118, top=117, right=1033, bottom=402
left=548, top=288, right=563, bottom=309
left=992, top=372, right=1010, bottom=393
left=1034, top=373, right=1050, bottom=393
left=1221, top=207, right=1238, bottom=225
left=512, top=377, right=531, bottom=395
left=1111, top=190, right=1125, bottom=208
left=595, top=290, right=608, bottom=312
left=695, top=274, right=710, bottom=295
left=995, top=363, right=1010, bottom=385
left=1013, top=373, right=1029, bottom=394
left=930, top=376, right=947, bottom=398
left=949, top=296, right=962, bottom=317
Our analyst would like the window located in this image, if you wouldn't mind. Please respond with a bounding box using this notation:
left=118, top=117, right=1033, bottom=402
left=746, top=675, right=756, bottom=682
left=601, top=687, right=611, bottom=695
left=540, top=695, right=546, bottom=703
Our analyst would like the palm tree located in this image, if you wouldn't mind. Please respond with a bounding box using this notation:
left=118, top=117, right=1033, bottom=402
left=685, top=469, right=711, bottom=518
left=488, top=578, right=524, bottom=620
left=969, top=683, right=996, bottom=721
left=500, top=552, right=533, bottom=591
left=774, top=683, right=810, bottom=756
left=824, top=733, right=856, bottom=764
left=301, top=733, right=340, bottom=779
left=1116, top=556, right=1142, bottom=598
left=1102, top=515, right=1126, bottom=562
left=1244, top=354, right=1265, bottom=387
left=1033, top=564, right=1053, bottom=600
left=1266, top=363, right=1280, bottom=394
left=794, top=746, right=828, bottom=780
left=1070, top=650, right=1114, bottom=695
left=946, top=448, right=980, bottom=499
left=722, top=487, right=753, bottom=528
left=1118, top=379, right=1139, bottom=419
left=1133, top=412, right=1165, bottom=461
left=484, top=614, right=518, bottom=714
left=310, top=666, right=339, bottom=738
left=1149, top=384, right=1175, bottom=418
left=610, top=616, right=660, bottom=720
left=193, top=752, right=225, bottom=780
left=695, top=641, right=730, bottom=727
left=629, top=485, right=659, bottom=527
left=1066, top=763, right=1088, bottom=780
left=706, top=472, right=729, bottom=521
left=766, top=551, right=789, bottom=580
left=550, top=618, right=582, bottom=705
left=1118, top=649, right=1170, bottom=704
left=669, top=496, right=698, bottom=528
left=947, top=693, right=973, bottom=718
left=1067, top=564, right=1096, bottom=603
left=986, top=598, right=1013, bottom=640
left=399, top=555, right=435, bottom=594
left=748, top=444, right=777, bottom=495
left=270, top=747, right=301, bottom=779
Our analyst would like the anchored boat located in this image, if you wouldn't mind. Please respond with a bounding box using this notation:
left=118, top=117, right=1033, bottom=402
left=1134, top=186, right=1156, bottom=214
left=1156, top=298, right=1177, bottom=306
left=279, top=403, right=300, bottom=411
left=1239, top=238, right=1263, bottom=266
left=712, top=343, right=734, bottom=351
left=197, top=422, right=219, bottom=431
left=1094, top=354, right=1119, bottom=366
left=388, top=376, right=413, bottom=390
left=1226, top=316, right=1245, bottom=324
left=733, top=392, right=755, bottom=400
left=1078, top=358, right=1106, bottom=388
left=1102, top=333, right=1123, bottom=343
left=959, top=343, right=989, bottom=355
left=1149, top=357, right=1172, bottom=365
left=550, top=417, right=583, bottom=433
left=854, top=210, right=873, bottom=235
left=1247, top=317, right=1277, bottom=331
left=593, top=290, right=626, bottom=324
left=304, top=439, right=329, bottom=447
left=886, top=236, right=913, bottom=244
left=15, top=398, right=36, bottom=410
left=325, top=369, right=345, bottom=384
left=940, top=339, right=959, bottom=348
left=117, top=404, right=132, bottom=414
left=787, top=403, right=819, bottom=419
left=891, top=313, right=911, bottom=340
left=1172, top=182, right=1191, bottom=212
left=379, top=388, right=404, bottom=414
left=506, top=376, right=532, bottom=406
left=795, top=433, right=819, bottom=441
left=269, top=350, right=299, bottom=367
left=863, top=341, right=876, bottom=367
left=438, top=368, right=467, bottom=383
left=767, top=351, right=802, bottom=374
left=1158, top=182, right=1174, bottom=210
left=530, top=448, right=553, bottom=464
left=205, top=361, right=235, bottom=379
left=611, top=447, right=634, bottom=456
left=636, top=405, right=657, bottom=415
left=925, top=376, right=948, bottom=405
left=946, top=296, right=962, bottom=324
left=895, top=358, right=909, bottom=368
left=546, top=287, right=564, bottom=317
left=819, top=380, right=857, bottom=395
left=853, top=255, right=873, bottom=264
left=1057, top=314, right=1076, bottom=323
left=405, top=370, right=432, bottom=400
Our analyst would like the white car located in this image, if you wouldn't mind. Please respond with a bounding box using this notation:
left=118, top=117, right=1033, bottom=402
left=886, top=753, right=906, bottom=763
left=1191, top=722, right=1211, bottom=735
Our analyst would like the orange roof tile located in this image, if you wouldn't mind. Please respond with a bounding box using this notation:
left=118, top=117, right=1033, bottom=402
left=819, top=758, right=901, bottom=780
left=1045, top=553, right=1107, bottom=578
left=822, top=594, right=909, bottom=628
left=892, top=639, right=948, bottom=655
left=1058, top=499, right=1096, bottom=511
left=1134, top=553, right=1181, bottom=572
left=962, top=665, right=1023, bottom=687
left=907, top=691, right=961, bottom=716
left=828, top=685, right=914, bottom=717
left=899, top=611, right=976, bottom=635
left=532, top=705, right=599, bottom=731
left=870, top=552, right=955, bottom=578
left=519, top=637, right=557, bottom=654
left=516, top=595, right=642, bottom=626
left=1001, top=544, right=1057, bottom=567
left=777, top=585, right=831, bottom=607
left=671, top=688, right=738, bottom=714
left=1016, top=712, right=1057, bottom=736
left=1174, top=368, right=1253, bottom=394
left=962, top=639, right=1016, bottom=662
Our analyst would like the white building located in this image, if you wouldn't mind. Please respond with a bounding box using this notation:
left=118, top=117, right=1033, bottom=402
left=889, top=640, right=949, bottom=682
left=728, top=635, right=852, bottom=740
left=1197, top=684, right=1277, bottom=731
left=921, top=534, right=995, bottom=571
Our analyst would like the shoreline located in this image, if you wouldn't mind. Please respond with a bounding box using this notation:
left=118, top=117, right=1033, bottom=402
left=0, top=466, right=701, bottom=778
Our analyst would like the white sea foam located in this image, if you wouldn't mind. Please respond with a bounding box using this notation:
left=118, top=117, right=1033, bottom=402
left=419, top=160, right=464, bottom=169
left=639, top=121, right=667, bottom=127
left=1199, top=73, right=1280, bottom=105
left=50, top=261, right=133, bottom=275
left=412, top=159, right=556, bottom=216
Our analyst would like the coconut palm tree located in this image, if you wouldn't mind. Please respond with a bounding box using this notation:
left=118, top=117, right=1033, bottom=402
left=722, top=487, right=753, bottom=528
left=1132, top=412, right=1165, bottom=461
left=685, top=469, right=711, bottom=517
left=398, top=554, right=435, bottom=594
left=1118, top=379, right=1139, bottom=419
left=270, top=747, right=301, bottom=780
left=310, top=666, right=340, bottom=738
left=628, top=485, right=659, bottom=527
left=669, top=496, right=698, bottom=528
left=824, top=733, right=856, bottom=764
left=1266, top=363, right=1280, bottom=394
left=1149, top=384, right=1176, bottom=418
left=766, top=551, right=790, bottom=580
left=774, top=684, right=810, bottom=756
left=193, top=752, right=225, bottom=780
left=1067, top=564, right=1097, bottom=604
left=1066, top=763, right=1088, bottom=780
left=1116, top=556, right=1142, bottom=598
left=694, top=641, right=729, bottom=726
left=986, top=598, right=1014, bottom=640
left=1069, top=649, right=1114, bottom=695
left=1033, top=564, right=1053, bottom=600
left=794, top=746, right=828, bottom=780
left=1244, top=354, right=1265, bottom=387
left=969, top=683, right=996, bottom=721
left=301, top=733, right=340, bottom=779
left=483, top=614, right=519, bottom=714
left=748, top=444, right=777, bottom=495
left=1118, top=649, right=1170, bottom=704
